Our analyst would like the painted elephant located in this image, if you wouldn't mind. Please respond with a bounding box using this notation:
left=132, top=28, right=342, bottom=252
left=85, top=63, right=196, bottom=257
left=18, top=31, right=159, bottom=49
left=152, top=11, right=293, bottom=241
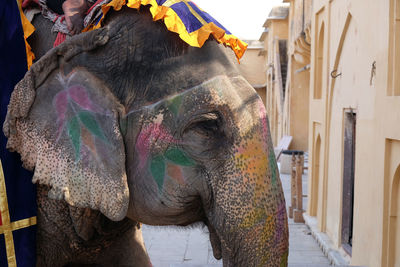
left=3, top=5, right=288, bottom=267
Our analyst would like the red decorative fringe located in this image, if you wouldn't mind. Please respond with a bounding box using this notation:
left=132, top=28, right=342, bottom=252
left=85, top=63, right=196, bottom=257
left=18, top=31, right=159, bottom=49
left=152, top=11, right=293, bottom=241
left=86, top=0, right=104, bottom=14
left=22, top=0, right=39, bottom=9
left=53, top=32, right=66, bottom=47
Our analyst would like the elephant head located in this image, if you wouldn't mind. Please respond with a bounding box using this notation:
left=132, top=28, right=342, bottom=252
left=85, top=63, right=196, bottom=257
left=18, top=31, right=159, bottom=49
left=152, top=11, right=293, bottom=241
left=4, top=7, right=288, bottom=266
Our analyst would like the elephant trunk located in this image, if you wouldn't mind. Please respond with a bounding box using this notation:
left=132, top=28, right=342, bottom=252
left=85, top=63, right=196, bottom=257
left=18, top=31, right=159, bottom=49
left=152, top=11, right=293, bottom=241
left=206, top=101, right=289, bottom=266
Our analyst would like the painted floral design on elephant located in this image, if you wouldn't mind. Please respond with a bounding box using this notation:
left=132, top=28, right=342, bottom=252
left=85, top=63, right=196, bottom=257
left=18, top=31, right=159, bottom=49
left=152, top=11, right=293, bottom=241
left=53, top=73, right=109, bottom=161
left=136, top=114, right=195, bottom=191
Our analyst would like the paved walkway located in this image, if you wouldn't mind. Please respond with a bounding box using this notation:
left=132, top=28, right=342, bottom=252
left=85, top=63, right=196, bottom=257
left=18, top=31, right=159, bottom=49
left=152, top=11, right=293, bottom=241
left=281, top=167, right=332, bottom=267
left=142, top=163, right=332, bottom=267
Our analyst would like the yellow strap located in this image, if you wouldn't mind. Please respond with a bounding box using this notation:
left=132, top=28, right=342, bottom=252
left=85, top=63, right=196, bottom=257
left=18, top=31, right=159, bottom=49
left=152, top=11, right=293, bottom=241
left=0, top=161, right=17, bottom=267
left=0, top=160, right=37, bottom=266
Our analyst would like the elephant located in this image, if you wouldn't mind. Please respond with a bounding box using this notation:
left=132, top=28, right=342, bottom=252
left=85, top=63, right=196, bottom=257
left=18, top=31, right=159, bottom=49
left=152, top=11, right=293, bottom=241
left=3, top=5, right=289, bottom=267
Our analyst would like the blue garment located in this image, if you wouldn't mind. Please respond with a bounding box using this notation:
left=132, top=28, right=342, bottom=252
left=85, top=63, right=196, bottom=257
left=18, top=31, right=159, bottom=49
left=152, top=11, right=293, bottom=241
left=0, top=0, right=37, bottom=266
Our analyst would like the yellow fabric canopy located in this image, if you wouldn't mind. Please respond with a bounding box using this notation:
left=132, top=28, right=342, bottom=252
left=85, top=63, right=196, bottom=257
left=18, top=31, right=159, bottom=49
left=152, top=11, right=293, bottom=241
left=21, top=0, right=248, bottom=69
left=84, top=0, right=247, bottom=60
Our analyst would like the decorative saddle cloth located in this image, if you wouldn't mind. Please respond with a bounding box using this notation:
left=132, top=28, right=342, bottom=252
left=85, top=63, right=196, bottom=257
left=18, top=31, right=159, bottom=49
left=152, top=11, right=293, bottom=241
left=23, top=0, right=247, bottom=67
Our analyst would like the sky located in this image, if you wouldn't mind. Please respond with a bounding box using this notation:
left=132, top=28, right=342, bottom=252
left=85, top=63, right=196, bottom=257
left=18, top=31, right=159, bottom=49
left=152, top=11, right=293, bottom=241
left=195, top=0, right=285, bottom=40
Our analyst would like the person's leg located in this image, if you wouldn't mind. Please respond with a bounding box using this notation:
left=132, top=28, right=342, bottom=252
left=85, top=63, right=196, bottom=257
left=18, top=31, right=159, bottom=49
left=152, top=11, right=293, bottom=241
left=62, top=0, right=88, bottom=35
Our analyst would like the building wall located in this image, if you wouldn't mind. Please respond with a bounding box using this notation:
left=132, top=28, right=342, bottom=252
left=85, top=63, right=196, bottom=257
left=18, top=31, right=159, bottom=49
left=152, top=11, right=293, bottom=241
left=225, top=42, right=267, bottom=107
left=307, top=0, right=400, bottom=266
left=264, top=15, right=289, bottom=146
left=237, top=46, right=267, bottom=105
left=283, top=0, right=312, bottom=151
left=287, top=0, right=312, bottom=44
left=237, top=47, right=266, bottom=87
left=287, top=58, right=310, bottom=150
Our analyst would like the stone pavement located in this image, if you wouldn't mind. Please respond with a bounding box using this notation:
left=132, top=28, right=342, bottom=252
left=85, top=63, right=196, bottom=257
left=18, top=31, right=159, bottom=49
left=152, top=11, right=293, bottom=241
left=142, top=163, right=333, bottom=267
left=280, top=167, right=332, bottom=267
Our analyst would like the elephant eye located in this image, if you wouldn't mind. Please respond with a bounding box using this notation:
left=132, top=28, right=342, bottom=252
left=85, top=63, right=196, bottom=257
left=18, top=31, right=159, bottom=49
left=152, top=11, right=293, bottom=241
left=184, top=112, right=222, bottom=137
left=196, top=119, right=219, bottom=134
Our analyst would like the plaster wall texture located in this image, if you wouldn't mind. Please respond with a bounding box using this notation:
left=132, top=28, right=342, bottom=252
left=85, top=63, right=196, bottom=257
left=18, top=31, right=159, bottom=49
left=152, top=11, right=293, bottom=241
left=262, top=1, right=312, bottom=151
left=236, top=47, right=267, bottom=105
left=306, top=0, right=400, bottom=266
left=223, top=42, right=267, bottom=107
left=286, top=0, right=312, bottom=54
left=283, top=0, right=312, bottom=151
left=264, top=14, right=289, bottom=146
left=287, top=64, right=310, bottom=151
left=237, top=48, right=266, bottom=86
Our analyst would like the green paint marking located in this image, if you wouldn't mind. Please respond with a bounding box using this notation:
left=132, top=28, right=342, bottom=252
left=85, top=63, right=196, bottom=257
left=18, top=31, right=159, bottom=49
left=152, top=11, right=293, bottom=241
left=269, top=149, right=277, bottom=186
left=280, top=251, right=289, bottom=267
left=165, top=147, right=195, bottom=166
left=67, top=116, right=81, bottom=160
left=78, top=111, right=107, bottom=141
left=240, top=207, right=267, bottom=228
left=150, top=155, right=166, bottom=191
left=167, top=95, right=183, bottom=116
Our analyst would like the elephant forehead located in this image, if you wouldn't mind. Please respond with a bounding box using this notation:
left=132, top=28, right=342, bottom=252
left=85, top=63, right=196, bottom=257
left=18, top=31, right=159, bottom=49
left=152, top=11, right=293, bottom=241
left=126, top=75, right=259, bottom=119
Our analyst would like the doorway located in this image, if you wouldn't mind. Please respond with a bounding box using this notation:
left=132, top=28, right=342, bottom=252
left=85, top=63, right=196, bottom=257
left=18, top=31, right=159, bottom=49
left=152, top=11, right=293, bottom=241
left=341, top=111, right=356, bottom=255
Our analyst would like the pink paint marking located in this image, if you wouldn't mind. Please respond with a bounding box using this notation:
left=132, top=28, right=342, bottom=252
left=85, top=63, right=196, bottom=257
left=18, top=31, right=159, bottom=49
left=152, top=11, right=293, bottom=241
left=68, top=85, right=104, bottom=114
left=258, top=100, right=270, bottom=152
left=136, top=123, right=179, bottom=169
left=236, top=146, right=246, bottom=154
left=274, top=202, right=287, bottom=246
left=54, top=84, right=107, bottom=141
left=53, top=90, right=69, bottom=140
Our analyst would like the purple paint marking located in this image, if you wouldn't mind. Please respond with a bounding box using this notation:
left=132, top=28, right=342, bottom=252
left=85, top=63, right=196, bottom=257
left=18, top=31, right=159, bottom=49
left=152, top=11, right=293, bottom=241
left=53, top=79, right=111, bottom=163
left=54, top=83, right=111, bottom=141
left=69, top=85, right=104, bottom=113
left=274, top=202, right=287, bottom=246
left=136, top=123, right=179, bottom=169
left=54, top=90, right=69, bottom=140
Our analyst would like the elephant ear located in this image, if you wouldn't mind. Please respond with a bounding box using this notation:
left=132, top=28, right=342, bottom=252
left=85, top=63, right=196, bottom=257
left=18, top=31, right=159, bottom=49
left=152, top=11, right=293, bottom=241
left=3, top=67, right=128, bottom=221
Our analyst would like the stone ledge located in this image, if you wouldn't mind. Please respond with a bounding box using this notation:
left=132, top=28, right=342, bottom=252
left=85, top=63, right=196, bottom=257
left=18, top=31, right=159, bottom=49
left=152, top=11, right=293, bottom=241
left=303, top=214, right=351, bottom=266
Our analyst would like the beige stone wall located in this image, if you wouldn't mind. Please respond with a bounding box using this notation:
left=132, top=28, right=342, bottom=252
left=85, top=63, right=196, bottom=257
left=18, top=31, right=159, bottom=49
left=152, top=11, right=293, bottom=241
left=264, top=11, right=289, bottom=146
left=286, top=0, right=312, bottom=47
left=256, top=2, right=311, bottom=152
left=306, top=0, right=400, bottom=266
left=287, top=58, right=309, bottom=151
left=237, top=48, right=266, bottom=87
left=283, top=0, right=312, bottom=151
left=224, top=42, right=267, bottom=108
